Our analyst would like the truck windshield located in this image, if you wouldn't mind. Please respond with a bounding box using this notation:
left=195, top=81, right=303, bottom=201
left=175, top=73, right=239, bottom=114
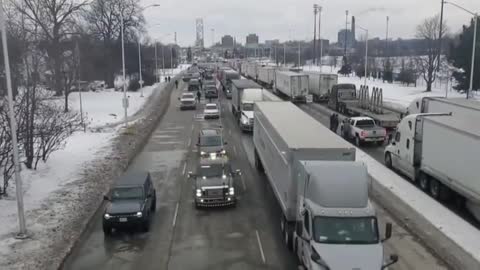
left=355, top=120, right=376, bottom=128
left=111, top=187, right=144, bottom=201
left=242, top=103, right=254, bottom=111
left=338, top=90, right=356, bottom=100
left=198, top=164, right=227, bottom=178
left=200, top=135, right=222, bottom=146
left=313, top=216, right=379, bottom=244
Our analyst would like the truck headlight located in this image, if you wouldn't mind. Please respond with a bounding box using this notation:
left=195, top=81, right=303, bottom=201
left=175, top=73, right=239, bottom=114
left=136, top=211, right=143, bottom=218
left=104, top=213, right=111, bottom=220
left=220, top=149, right=226, bottom=155
left=229, top=187, right=234, bottom=196
left=196, top=189, right=202, bottom=197
left=200, top=151, right=206, bottom=156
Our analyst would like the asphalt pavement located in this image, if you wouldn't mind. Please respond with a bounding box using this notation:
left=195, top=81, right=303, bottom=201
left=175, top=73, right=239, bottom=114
left=62, top=83, right=448, bottom=270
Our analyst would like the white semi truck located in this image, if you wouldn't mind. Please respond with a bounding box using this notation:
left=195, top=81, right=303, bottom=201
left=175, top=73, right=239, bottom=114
left=238, top=89, right=281, bottom=132
left=274, top=71, right=310, bottom=103
left=254, top=102, right=398, bottom=269
left=385, top=113, right=480, bottom=221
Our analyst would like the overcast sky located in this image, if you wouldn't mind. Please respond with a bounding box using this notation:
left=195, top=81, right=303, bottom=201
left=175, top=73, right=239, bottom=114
left=141, top=0, right=480, bottom=46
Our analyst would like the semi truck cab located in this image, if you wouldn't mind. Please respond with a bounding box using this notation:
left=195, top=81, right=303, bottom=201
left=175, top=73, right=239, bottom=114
left=293, top=161, right=398, bottom=270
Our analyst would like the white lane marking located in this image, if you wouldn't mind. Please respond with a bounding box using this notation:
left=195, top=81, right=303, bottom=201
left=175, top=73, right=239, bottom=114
left=182, top=163, right=187, bottom=175
left=255, top=230, right=266, bottom=264
left=241, top=175, right=247, bottom=191
left=229, top=129, right=231, bottom=135
left=172, top=202, right=179, bottom=227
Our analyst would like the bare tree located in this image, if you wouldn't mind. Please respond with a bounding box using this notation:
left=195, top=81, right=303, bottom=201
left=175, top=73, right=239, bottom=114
left=11, top=0, right=88, bottom=96
left=83, top=0, right=144, bottom=87
left=415, top=15, right=447, bottom=91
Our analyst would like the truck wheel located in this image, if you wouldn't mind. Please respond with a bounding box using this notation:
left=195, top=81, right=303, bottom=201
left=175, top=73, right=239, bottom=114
left=429, top=179, right=451, bottom=201
left=385, top=153, right=393, bottom=169
left=103, top=224, right=112, bottom=236
left=355, top=136, right=361, bottom=147
left=151, top=195, right=157, bottom=212
left=419, top=173, right=429, bottom=191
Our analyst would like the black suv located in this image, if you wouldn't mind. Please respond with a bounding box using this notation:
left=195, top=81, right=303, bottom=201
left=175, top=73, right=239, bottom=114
left=102, top=172, right=156, bottom=235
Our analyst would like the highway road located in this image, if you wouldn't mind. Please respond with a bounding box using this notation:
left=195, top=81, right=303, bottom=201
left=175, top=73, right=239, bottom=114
left=62, top=82, right=447, bottom=270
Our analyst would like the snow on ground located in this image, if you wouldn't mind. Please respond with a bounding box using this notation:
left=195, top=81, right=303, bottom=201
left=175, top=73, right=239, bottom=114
left=69, top=84, right=160, bottom=128
left=358, top=149, right=480, bottom=263
left=0, top=74, right=177, bottom=262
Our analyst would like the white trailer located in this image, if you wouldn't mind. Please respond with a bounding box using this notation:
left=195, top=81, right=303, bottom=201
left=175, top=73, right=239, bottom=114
left=246, top=62, right=258, bottom=80
left=304, top=71, right=338, bottom=102
left=385, top=114, right=480, bottom=221
left=407, top=97, right=480, bottom=119
left=254, top=102, right=397, bottom=269
left=257, top=66, right=276, bottom=88
left=231, top=79, right=262, bottom=119
left=274, top=71, right=310, bottom=103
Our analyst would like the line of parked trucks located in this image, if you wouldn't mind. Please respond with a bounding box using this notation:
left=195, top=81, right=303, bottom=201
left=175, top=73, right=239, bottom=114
left=209, top=59, right=480, bottom=267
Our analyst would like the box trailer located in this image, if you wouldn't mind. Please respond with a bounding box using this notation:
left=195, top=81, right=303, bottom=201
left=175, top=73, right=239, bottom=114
left=274, top=71, right=310, bottom=103
left=304, top=71, right=338, bottom=102
left=257, top=66, right=276, bottom=88
left=385, top=114, right=480, bottom=221
left=231, top=79, right=262, bottom=119
left=407, top=97, right=480, bottom=120
left=254, top=102, right=397, bottom=269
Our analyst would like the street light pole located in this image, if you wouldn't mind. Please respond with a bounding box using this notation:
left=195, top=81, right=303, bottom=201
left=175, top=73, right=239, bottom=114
left=468, top=14, right=477, bottom=99
left=0, top=0, right=27, bottom=238
left=162, top=45, right=165, bottom=80
left=155, top=41, right=158, bottom=83
left=318, top=6, right=323, bottom=68
left=313, top=4, right=318, bottom=66
left=444, top=1, right=478, bottom=99
left=358, top=25, right=369, bottom=86
left=120, top=13, right=128, bottom=127
left=137, top=33, right=144, bottom=97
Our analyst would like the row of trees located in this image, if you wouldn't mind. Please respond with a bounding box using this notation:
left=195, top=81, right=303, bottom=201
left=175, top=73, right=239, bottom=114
left=0, top=0, right=177, bottom=194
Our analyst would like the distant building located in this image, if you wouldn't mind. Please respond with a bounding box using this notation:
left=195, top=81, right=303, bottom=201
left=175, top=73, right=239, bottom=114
left=246, top=33, right=259, bottom=48
left=338, top=29, right=355, bottom=49
left=265, top=39, right=280, bottom=47
left=221, top=35, right=234, bottom=48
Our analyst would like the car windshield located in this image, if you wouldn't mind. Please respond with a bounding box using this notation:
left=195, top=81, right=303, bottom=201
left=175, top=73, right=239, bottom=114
left=198, top=164, right=228, bottom=178
left=110, top=187, right=143, bottom=201
left=313, top=216, right=379, bottom=244
left=356, top=120, right=376, bottom=128
left=182, top=94, right=194, bottom=99
left=242, top=103, right=254, bottom=111
left=200, top=135, right=222, bottom=146
left=206, top=104, right=217, bottom=110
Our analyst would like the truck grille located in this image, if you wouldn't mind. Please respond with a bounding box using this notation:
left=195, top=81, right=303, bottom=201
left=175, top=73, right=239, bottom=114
left=182, top=101, right=194, bottom=105
left=205, top=188, right=226, bottom=197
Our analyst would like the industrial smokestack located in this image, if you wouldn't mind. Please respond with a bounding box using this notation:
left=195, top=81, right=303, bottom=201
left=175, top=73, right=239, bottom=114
left=351, top=16, right=356, bottom=43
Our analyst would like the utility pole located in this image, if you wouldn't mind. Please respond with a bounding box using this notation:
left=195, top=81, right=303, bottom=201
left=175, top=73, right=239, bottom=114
left=155, top=42, right=158, bottom=82
left=0, top=0, right=27, bottom=238
left=284, top=43, right=287, bottom=66
left=438, top=0, right=445, bottom=71
left=313, top=4, right=318, bottom=65
left=468, top=14, right=477, bottom=99
left=318, top=6, right=323, bottom=67
left=211, top=28, right=215, bottom=47
left=120, top=13, right=128, bottom=127
left=344, top=10, right=349, bottom=57
left=75, top=42, right=85, bottom=132
left=386, top=16, right=389, bottom=61
left=138, top=33, right=144, bottom=97
left=298, top=42, right=301, bottom=67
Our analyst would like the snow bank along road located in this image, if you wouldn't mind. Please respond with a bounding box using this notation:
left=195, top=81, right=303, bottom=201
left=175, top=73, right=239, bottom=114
left=62, top=83, right=446, bottom=270
left=300, top=103, right=480, bottom=270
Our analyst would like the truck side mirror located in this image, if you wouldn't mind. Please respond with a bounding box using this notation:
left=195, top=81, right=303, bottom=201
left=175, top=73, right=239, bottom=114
left=103, top=195, right=110, bottom=201
left=382, top=254, right=399, bottom=269
left=383, top=223, right=393, bottom=242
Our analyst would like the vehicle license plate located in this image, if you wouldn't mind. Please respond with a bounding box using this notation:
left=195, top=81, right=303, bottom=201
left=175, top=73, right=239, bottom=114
left=119, top=217, right=127, bottom=222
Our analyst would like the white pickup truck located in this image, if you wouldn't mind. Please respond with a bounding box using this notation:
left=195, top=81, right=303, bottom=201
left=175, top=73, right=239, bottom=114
left=340, top=117, right=387, bottom=146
